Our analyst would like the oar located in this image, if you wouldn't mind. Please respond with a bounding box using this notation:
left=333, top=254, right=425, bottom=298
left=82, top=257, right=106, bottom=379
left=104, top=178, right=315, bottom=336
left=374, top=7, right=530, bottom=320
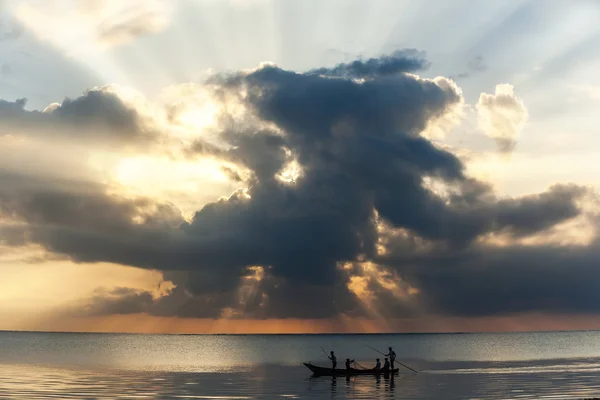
left=363, top=344, right=418, bottom=374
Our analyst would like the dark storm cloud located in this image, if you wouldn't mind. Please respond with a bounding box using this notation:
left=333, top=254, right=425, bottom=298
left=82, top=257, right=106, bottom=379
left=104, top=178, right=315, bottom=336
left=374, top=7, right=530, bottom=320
left=83, top=287, right=155, bottom=316
left=493, top=184, right=585, bottom=236
left=82, top=274, right=362, bottom=320
left=0, top=87, right=155, bottom=143
left=150, top=283, right=235, bottom=319
left=244, top=280, right=356, bottom=319
left=375, top=239, right=600, bottom=317
left=307, top=49, right=430, bottom=79
left=1, top=52, right=596, bottom=320
left=187, top=128, right=288, bottom=182
left=0, top=170, right=188, bottom=272
left=0, top=224, right=28, bottom=247
left=234, top=65, right=458, bottom=140
left=0, top=171, right=181, bottom=234
left=377, top=181, right=585, bottom=245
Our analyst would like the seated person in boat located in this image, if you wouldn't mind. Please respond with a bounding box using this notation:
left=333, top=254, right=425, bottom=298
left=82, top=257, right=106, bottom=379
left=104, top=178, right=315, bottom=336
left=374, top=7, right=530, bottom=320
left=383, top=358, right=390, bottom=371
left=345, top=358, right=355, bottom=370
left=328, top=351, right=337, bottom=369
left=375, top=358, right=381, bottom=370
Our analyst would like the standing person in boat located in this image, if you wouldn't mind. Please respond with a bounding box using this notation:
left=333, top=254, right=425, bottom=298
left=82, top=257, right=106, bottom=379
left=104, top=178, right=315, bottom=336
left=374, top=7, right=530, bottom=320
left=383, top=358, right=390, bottom=371
left=328, top=351, right=337, bottom=370
left=345, top=358, right=355, bottom=370
left=385, top=347, right=396, bottom=370
left=375, top=358, right=381, bottom=370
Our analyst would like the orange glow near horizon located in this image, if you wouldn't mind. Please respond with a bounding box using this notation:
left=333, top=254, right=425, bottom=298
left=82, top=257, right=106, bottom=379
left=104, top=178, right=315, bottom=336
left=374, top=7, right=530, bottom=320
left=6, top=313, right=600, bottom=335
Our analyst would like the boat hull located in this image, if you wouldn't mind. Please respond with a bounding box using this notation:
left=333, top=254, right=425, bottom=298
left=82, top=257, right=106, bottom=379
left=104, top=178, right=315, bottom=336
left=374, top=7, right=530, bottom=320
left=303, top=363, right=399, bottom=376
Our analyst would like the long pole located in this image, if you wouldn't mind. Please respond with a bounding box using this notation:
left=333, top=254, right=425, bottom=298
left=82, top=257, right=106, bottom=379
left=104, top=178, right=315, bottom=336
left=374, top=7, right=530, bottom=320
left=319, top=345, right=330, bottom=359
left=354, top=360, right=368, bottom=370
left=363, top=344, right=418, bottom=374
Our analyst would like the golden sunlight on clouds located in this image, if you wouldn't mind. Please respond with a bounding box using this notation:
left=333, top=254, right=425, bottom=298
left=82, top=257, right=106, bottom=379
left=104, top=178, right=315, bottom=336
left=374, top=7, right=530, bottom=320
left=275, top=155, right=303, bottom=185
left=421, top=175, right=456, bottom=205
left=114, top=155, right=229, bottom=185
left=375, top=214, right=434, bottom=257
left=159, top=83, right=223, bottom=137
left=90, top=154, right=242, bottom=219
left=157, top=81, right=271, bottom=145
left=356, top=261, right=420, bottom=300
left=342, top=261, right=421, bottom=325
left=421, top=77, right=465, bottom=140
left=221, top=265, right=267, bottom=319
left=0, top=128, right=93, bottom=184
left=477, top=83, right=528, bottom=153
left=478, top=191, right=599, bottom=248
left=0, top=245, right=165, bottom=319
left=173, top=106, right=220, bottom=136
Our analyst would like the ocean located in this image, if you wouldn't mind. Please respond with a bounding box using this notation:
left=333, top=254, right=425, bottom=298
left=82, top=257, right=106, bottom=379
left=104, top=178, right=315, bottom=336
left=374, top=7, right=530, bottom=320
left=1, top=330, right=600, bottom=399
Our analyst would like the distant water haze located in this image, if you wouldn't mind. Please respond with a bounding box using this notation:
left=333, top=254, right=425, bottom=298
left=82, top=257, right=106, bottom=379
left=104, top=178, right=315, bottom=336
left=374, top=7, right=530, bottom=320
left=2, top=330, right=600, bottom=370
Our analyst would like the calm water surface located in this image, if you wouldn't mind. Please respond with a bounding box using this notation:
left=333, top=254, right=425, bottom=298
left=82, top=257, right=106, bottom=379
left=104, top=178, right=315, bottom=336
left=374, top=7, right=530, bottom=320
left=1, top=331, right=600, bottom=399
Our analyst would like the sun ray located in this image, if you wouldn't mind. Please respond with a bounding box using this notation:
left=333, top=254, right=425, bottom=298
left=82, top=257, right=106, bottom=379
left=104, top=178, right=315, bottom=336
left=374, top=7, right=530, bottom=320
left=10, top=0, right=173, bottom=89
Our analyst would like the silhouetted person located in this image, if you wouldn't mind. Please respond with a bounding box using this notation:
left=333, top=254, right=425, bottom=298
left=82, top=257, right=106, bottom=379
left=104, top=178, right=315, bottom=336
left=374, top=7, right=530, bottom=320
left=385, top=347, right=396, bottom=370
left=328, top=351, right=337, bottom=370
left=375, top=358, right=381, bottom=370
left=383, top=358, right=390, bottom=371
left=345, top=358, right=355, bottom=370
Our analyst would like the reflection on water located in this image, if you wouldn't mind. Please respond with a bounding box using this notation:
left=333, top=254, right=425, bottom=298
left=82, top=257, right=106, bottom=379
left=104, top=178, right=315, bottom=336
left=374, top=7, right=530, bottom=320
left=2, top=362, right=600, bottom=399
left=1, top=331, right=600, bottom=399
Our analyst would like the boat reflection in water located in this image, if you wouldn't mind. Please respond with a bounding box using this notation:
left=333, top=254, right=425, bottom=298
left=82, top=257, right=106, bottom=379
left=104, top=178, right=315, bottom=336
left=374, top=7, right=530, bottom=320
left=311, top=370, right=399, bottom=398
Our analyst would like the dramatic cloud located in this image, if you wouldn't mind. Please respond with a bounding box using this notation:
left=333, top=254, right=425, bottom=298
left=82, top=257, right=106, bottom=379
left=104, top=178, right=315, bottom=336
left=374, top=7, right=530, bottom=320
left=477, top=83, right=528, bottom=153
left=83, top=287, right=155, bottom=316
left=0, top=86, right=157, bottom=145
left=376, top=239, right=600, bottom=317
left=0, top=177, right=177, bottom=234
left=1, top=52, right=597, bottom=322
left=308, top=49, right=430, bottom=79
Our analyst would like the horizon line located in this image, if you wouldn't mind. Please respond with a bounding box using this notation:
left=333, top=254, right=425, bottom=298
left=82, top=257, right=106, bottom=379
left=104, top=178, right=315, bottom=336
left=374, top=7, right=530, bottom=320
left=2, top=328, right=599, bottom=336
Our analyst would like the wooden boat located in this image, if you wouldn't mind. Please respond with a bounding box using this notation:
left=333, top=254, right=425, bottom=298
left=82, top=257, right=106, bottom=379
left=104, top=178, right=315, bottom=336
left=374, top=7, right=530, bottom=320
left=303, top=362, right=399, bottom=376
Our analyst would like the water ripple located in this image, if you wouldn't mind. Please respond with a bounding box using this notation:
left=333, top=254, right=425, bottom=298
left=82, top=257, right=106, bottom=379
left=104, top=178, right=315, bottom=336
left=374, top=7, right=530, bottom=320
left=1, top=364, right=600, bottom=399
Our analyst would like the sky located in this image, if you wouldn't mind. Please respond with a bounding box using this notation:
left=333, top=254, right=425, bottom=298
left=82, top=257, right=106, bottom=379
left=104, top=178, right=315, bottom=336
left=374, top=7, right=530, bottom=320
left=1, top=0, right=600, bottom=334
